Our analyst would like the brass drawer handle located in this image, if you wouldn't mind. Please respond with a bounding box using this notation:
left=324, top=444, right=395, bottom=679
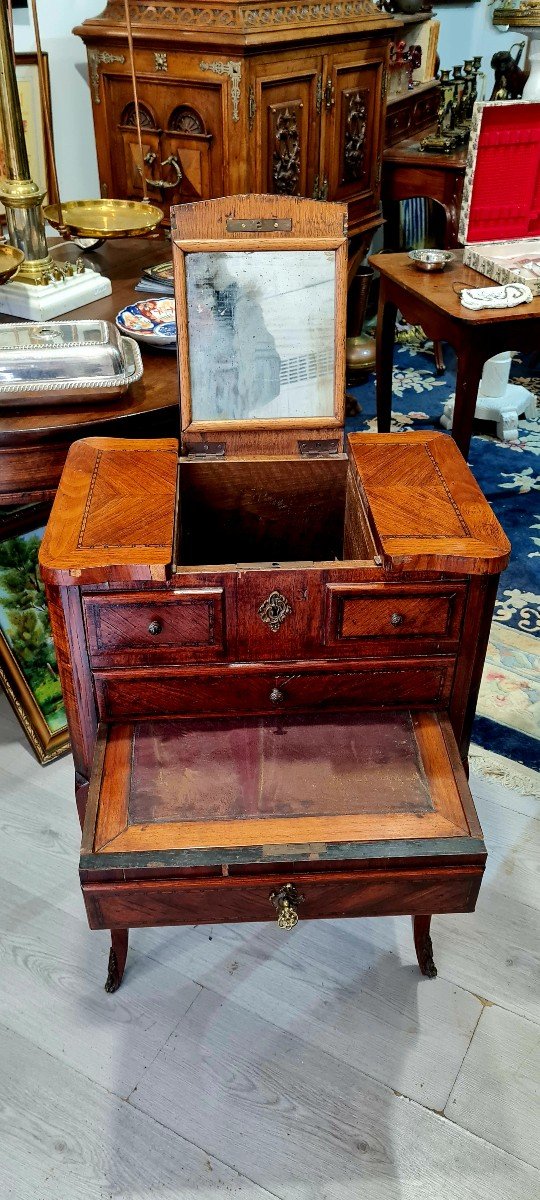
left=390, top=612, right=403, bottom=627
left=270, top=687, right=284, bottom=705
left=270, top=883, right=303, bottom=930
left=148, top=619, right=162, bottom=635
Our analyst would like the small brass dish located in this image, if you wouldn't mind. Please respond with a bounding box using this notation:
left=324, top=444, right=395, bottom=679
left=409, top=249, right=455, bottom=273
left=0, top=244, right=25, bottom=285
left=42, top=199, right=163, bottom=240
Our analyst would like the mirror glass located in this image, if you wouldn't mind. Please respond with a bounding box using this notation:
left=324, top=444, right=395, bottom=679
left=185, top=249, right=336, bottom=422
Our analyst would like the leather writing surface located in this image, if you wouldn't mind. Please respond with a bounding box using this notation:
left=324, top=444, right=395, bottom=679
left=128, top=711, right=433, bottom=825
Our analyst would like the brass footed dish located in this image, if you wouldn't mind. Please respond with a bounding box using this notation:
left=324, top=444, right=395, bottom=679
left=0, top=244, right=25, bottom=284
left=42, top=199, right=163, bottom=239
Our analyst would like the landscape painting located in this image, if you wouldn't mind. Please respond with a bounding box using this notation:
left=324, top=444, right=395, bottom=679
left=186, top=249, right=336, bottom=423
left=0, top=525, right=68, bottom=764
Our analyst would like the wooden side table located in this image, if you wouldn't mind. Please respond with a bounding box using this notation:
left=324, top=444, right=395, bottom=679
left=369, top=251, right=540, bottom=459
left=0, top=239, right=179, bottom=508
left=382, top=130, right=467, bottom=251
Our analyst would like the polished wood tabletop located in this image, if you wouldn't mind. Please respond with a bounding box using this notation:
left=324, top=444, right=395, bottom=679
left=0, top=238, right=179, bottom=507
left=371, top=250, right=540, bottom=324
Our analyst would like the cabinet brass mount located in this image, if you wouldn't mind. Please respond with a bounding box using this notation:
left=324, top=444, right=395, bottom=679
left=270, top=884, right=304, bottom=930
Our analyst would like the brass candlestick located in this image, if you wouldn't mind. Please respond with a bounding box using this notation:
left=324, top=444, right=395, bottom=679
left=0, top=0, right=59, bottom=284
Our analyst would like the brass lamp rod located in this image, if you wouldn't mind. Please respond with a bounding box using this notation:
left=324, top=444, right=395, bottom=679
left=0, top=0, right=57, bottom=283
left=28, top=0, right=63, bottom=228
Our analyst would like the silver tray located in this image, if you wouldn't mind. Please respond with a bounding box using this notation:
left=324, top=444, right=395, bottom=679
left=0, top=319, right=143, bottom=406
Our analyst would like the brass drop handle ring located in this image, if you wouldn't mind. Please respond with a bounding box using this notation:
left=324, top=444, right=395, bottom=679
left=148, top=619, right=162, bottom=635
left=140, top=153, right=183, bottom=191
left=270, top=883, right=303, bottom=930
left=390, top=612, right=403, bottom=627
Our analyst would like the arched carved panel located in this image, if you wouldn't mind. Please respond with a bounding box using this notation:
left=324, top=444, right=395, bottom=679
left=168, top=105, right=206, bottom=135
left=119, top=101, right=158, bottom=131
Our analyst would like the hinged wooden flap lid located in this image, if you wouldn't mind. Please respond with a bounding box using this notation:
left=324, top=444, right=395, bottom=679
left=81, top=710, right=485, bottom=873
left=39, top=438, right=177, bottom=586
left=348, top=431, right=510, bottom=575
left=171, top=195, right=348, bottom=456
left=458, top=100, right=540, bottom=246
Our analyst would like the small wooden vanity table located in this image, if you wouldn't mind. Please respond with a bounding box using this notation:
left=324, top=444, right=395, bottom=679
left=40, top=196, right=509, bottom=992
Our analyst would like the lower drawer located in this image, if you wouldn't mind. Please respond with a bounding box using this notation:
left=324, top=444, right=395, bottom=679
left=82, top=864, right=483, bottom=930
left=93, top=658, right=455, bottom=719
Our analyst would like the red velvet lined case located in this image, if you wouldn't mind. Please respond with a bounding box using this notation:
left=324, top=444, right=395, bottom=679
left=459, top=100, right=540, bottom=293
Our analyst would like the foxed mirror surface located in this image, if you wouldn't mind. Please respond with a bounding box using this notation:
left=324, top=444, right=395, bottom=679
left=185, top=250, right=336, bottom=423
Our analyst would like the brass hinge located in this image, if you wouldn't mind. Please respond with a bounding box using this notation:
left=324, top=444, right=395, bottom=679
left=298, top=438, right=339, bottom=458
left=324, top=78, right=335, bottom=110
left=248, top=84, right=256, bottom=131
left=382, top=69, right=388, bottom=102
left=319, top=177, right=329, bottom=201
left=226, top=217, right=292, bottom=232
left=316, top=73, right=323, bottom=114
left=376, top=158, right=382, bottom=188
left=185, top=441, right=226, bottom=459
left=312, top=174, right=320, bottom=200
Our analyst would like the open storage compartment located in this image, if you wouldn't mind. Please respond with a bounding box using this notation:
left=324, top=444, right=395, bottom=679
left=176, top=456, right=375, bottom=566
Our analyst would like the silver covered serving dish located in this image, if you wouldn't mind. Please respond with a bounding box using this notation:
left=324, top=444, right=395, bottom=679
left=0, top=319, right=143, bottom=406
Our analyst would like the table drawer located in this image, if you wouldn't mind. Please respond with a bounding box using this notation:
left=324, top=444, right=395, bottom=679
left=94, top=658, right=455, bottom=720
left=82, top=863, right=483, bottom=930
left=83, top=588, right=226, bottom=665
left=325, top=583, right=465, bottom=654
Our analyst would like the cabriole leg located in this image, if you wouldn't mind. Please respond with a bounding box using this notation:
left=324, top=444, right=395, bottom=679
left=412, top=915, right=437, bottom=978
left=105, top=929, right=129, bottom=993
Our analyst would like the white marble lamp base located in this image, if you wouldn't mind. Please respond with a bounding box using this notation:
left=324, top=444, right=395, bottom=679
left=441, top=383, right=536, bottom=442
left=441, top=351, right=536, bottom=442
left=0, top=268, right=111, bottom=320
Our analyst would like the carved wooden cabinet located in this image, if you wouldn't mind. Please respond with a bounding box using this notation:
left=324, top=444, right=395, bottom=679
left=74, top=0, right=396, bottom=236
left=40, top=196, right=509, bottom=994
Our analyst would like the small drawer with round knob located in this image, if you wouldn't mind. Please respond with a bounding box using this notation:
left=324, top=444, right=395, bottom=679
left=83, top=587, right=226, bottom=666
left=324, top=582, right=466, bottom=656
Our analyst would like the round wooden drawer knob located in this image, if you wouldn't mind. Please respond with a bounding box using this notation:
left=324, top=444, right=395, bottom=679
left=148, top=619, right=162, bottom=635
left=390, top=612, right=403, bottom=627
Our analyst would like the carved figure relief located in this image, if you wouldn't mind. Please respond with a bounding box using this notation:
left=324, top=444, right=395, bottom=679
left=343, top=89, right=367, bottom=183
left=272, top=106, right=301, bottom=195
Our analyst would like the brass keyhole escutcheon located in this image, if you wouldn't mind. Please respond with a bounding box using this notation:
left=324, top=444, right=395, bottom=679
left=258, top=590, right=292, bottom=633
left=270, top=883, right=303, bottom=930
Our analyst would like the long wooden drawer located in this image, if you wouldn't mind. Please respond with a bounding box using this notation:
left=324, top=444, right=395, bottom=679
left=82, top=864, right=484, bottom=930
left=83, top=588, right=226, bottom=665
left=93, top=658, right=455, bottom=720
left=324, top=582, right=465, bottom=655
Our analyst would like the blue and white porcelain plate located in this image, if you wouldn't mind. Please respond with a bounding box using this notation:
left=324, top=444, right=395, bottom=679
left=116, top=297, right=177, bottom=347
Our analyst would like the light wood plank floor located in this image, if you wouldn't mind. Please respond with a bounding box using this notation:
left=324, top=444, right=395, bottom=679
left=0, top=694, right=538, bottom=1200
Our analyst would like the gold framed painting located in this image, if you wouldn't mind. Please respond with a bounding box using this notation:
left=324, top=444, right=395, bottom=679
left=0, top=512, right=69, bottom=765
left=0, top=52, right=54, bottom=211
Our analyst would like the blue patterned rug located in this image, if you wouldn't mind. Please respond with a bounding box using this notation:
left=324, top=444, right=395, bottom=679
left=347, top=336, right=539, bottom=772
